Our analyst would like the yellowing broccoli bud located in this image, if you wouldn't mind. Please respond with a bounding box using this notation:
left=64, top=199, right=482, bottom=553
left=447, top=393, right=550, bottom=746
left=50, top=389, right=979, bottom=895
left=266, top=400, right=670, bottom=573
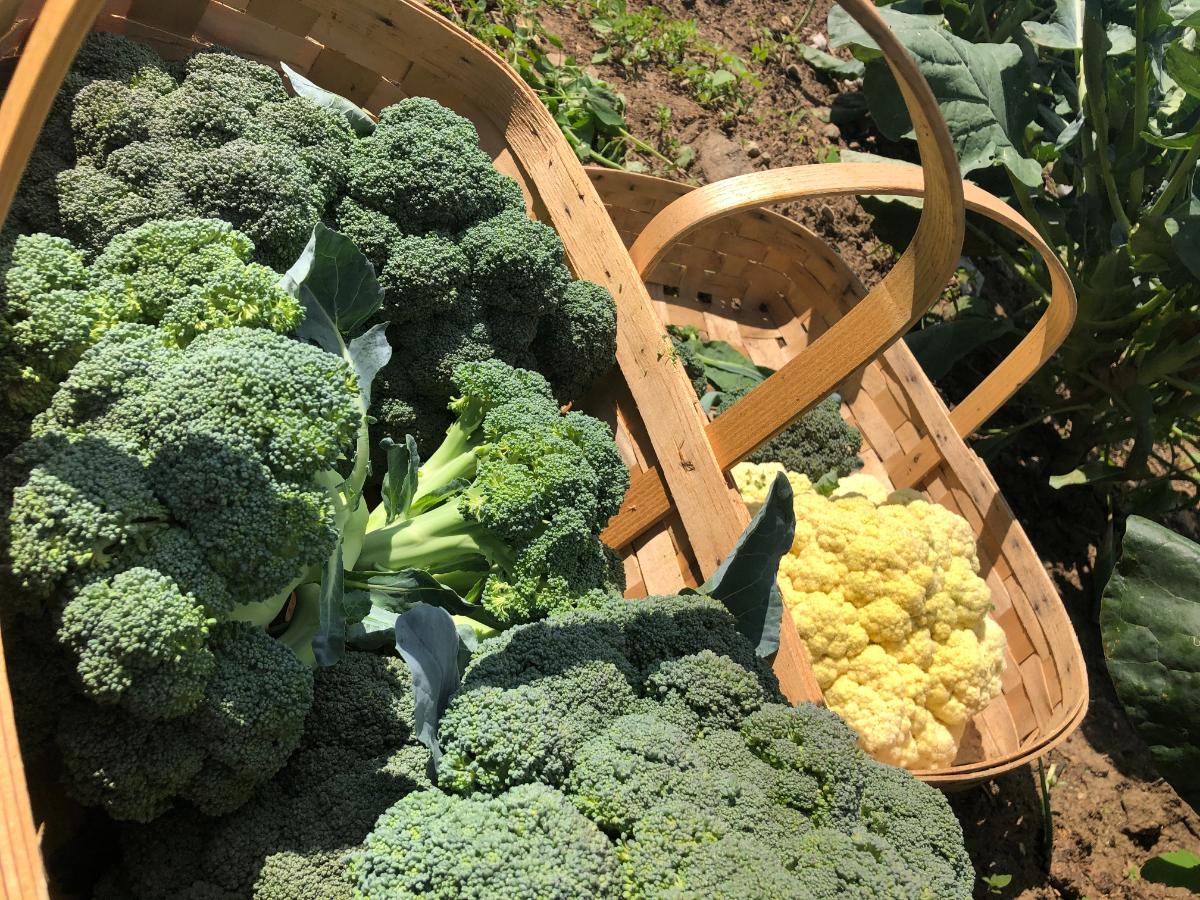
left=732, top=463, right=1007, bottom=770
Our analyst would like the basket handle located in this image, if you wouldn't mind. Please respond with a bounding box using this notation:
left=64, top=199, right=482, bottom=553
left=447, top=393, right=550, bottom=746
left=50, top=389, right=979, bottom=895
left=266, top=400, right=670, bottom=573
left=636, top=169, right=1076, bottom=484
left=887, top=177, right=1076, bottom=486
left=602, top=169, right=1075, bottom=548
left=0, top=0, right=105, bottom=229
left=602, top=0, right=965, bottom=550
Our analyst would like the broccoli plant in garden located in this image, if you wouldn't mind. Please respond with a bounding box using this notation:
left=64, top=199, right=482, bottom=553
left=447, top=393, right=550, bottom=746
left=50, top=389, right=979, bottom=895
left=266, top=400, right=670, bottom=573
left=1100, top=516, right=1200, bottom=813
left=827, top=1, right=1200, bottom=515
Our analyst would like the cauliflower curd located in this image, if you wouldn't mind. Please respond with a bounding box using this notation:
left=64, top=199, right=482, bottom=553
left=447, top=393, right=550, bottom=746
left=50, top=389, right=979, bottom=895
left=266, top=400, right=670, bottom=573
left=734, top=463, right=1006, bottom=769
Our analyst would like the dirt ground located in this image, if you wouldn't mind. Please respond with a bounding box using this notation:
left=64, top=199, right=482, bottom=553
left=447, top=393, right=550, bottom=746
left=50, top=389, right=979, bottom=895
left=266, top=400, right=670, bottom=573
left=540, top=0, right=1200, bottom=896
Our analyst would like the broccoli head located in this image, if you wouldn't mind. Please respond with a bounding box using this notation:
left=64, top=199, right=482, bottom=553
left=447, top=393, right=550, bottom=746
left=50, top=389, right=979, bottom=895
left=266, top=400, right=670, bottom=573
left=57, top=622, right=313, bottom=822
left=413, top=595, right=973, bottom=898
left=53, top=44, right=351, bottom=268
left=347, top=784, right=623, bottom=899
left=0, top=218, right=302, bottom=433
left=6, top=324, right=361, bottom=821
left=713, top=388, right=863, bottom=481
left=334, top=96, right=618, bottom=447
left=349, top=359, right=628, bottom=628
left=113, top=652, right=431, bottom=899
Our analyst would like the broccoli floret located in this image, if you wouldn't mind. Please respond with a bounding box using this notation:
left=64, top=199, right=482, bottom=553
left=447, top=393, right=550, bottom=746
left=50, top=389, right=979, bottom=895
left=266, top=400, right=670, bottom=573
left=742, top=702, right=867, bottom=829
left=347, top=784, right=623, bottom=899
left=714, top=389, right=863, bottom=481
left=532, top=279, right=619, bottom=404
left=566, top=712, right=698, bottom=832
left=791, top=827, right=932, bottom=899
left=666, top=323, right=863, bottom=480
left=858, top=759, right=975, bottom=899
left=349, top=359, right=627, bottom=627
left=57, top=567, right=215, bottom=719
left=90, top=218, right=303, bottom=345
left=618, top=803, right=802, bottom=899
left=115, top=653, right=430, bottom=899
left=438, top=661, right=638, bottom=793
left=0, top=219, right=302, bottom=429
left=645, top=649, right=769, bottom=731
left=346, top=98, right=523, bottom=233
left=666, top=323, right=714, bottom=396
left=52, top=44, right=350, bottom=267
left=56, top=622, right=313, bottom=822
left=56, top=698, right=207, bottom=822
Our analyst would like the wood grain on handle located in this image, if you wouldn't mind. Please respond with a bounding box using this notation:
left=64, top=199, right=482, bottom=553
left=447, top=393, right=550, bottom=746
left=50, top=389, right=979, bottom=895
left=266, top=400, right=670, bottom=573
left=888, top=178, right=1076, bottom=487
left=0, top=3, right=106, bottom=896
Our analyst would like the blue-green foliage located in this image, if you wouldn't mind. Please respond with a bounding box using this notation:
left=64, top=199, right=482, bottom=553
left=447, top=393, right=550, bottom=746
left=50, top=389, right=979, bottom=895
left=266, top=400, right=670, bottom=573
left=4, top=323, right=361, bottom=821
left=354, top=595, right=974, bottom=899
left=336, top=97, right=617, bottom=450
left=109, top=652, right=431, bottom=900
left=351, top=358, right=628, bottom=627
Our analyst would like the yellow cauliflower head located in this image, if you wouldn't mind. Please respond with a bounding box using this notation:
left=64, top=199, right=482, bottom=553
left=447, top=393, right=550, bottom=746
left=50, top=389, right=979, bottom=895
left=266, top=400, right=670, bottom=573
left=732, top=463, right=1007, bottom=770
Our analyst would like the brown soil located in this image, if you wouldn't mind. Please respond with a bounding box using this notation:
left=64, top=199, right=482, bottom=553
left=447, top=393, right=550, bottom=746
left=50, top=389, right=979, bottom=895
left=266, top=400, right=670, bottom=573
left=540, top=0, right=1200, bottom=896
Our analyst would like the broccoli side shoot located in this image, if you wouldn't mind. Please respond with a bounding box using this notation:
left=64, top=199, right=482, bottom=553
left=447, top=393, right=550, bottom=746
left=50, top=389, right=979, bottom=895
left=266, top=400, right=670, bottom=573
left=349, top=359, right=629, bottom=628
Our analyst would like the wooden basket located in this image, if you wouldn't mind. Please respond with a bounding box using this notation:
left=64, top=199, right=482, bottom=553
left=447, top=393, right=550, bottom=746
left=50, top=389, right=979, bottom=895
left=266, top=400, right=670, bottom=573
left=588, top=162, right=1088, bottom=790
left=0, top=0, right=1042, bottom=893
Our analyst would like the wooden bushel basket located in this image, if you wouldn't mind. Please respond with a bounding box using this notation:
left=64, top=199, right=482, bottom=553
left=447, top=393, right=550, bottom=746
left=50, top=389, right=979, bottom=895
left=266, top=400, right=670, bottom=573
left=0, top=0, right=1084, bottom=894
left=589, top=159, right=1088, bottom=787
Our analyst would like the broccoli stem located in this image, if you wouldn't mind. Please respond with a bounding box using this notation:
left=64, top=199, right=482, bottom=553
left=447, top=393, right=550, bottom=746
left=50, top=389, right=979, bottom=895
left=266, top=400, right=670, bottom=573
left=411, top=418, right=479, bottom=506
left=355, top=497, right=515, bottom=575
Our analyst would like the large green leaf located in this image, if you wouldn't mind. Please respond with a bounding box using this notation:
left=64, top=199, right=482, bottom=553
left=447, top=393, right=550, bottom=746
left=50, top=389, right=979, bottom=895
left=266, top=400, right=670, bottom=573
left=905, top=315, right=1017, bottom=381
left=1022, top=0, right=1083, bottom=50
left=1100, top=516, right=1200, bottom=811
left=829, top=5, right=1042, bottom=186
left=697, top=471, right=795, bottom=657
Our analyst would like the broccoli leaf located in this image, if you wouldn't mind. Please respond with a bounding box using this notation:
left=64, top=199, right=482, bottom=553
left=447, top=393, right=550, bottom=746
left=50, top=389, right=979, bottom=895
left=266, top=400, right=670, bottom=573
left=1100, top=516, right=1200, bottom=811
left=359, top=569, right=505, bottom=631
left=381, top=435, right=420, bottom=523
left=347, top=324, right=391, bottom=406
left=394, top=603, right=461, bottom=764
left=347, top=595, right=407, bottom=650
left=281, top=61, right=376, bottom=137
left=828, top=4, right=1042, bottom=186
left=310, top=543, right=372, bottom=667
left=697, top=471, right=795, bottom=656
left=283, top=223, right=383, bottom=335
